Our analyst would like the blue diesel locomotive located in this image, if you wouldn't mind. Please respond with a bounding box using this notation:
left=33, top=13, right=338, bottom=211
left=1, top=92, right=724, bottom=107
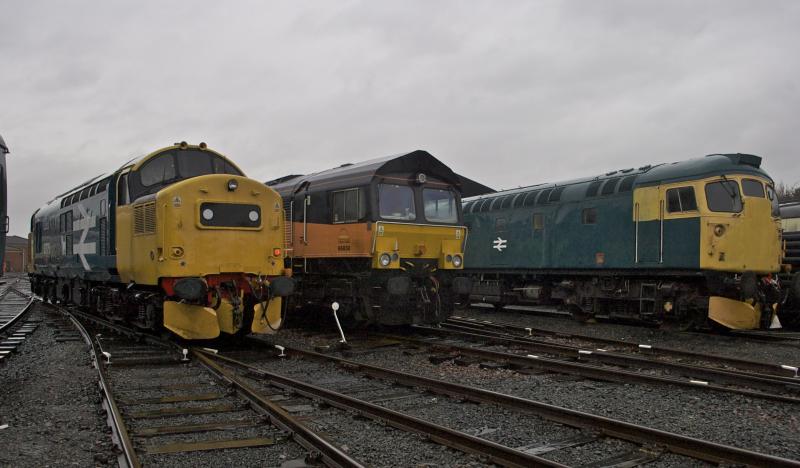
left=462, top=154, right=786, bottom=330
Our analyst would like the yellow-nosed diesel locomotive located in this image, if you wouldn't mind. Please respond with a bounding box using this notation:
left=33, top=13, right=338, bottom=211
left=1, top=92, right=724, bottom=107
left=29, top=142, right=294, bottom=339
left=463, top=154, right=786, bottom=330
left=266, top=150, right=473, bottom=326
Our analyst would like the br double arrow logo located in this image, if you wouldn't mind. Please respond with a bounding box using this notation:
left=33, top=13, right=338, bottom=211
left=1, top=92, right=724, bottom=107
left=493, top=237, right=507, bottom=252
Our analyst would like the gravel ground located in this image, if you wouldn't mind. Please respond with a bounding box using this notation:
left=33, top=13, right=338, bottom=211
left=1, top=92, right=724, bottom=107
left=462, top=306, right=800, bottom=365
left=236, top=343, right=708, bottom=467
left=224, top=356, right=497, bottom=468
left=258, top=327, right=800, bottom=463
left=0, top=304, right=117, bottom=467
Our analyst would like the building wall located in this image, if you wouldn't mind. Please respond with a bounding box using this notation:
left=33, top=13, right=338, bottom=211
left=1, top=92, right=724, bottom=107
left=4, top=236, right=29, bottom=273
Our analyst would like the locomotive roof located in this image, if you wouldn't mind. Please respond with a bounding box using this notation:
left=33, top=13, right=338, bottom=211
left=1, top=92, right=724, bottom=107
left=265, top=150, right=463, bottom=195
left=781, top=202, right=800, bottom=220
left=464, top=153, right=773, bottom=205
left=0, top=134, right=8, bottom=154
left=38, top=143, right=238, bottom=209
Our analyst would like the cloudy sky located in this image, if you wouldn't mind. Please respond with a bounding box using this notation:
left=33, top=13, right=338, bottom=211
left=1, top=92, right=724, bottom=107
left=2, top=1, right=799, bottom=236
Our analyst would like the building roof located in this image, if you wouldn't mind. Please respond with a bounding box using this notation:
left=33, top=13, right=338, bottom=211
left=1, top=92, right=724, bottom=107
left=5, top=235, right=28, bottom=248
left=0, top=134, right=8, bottom=154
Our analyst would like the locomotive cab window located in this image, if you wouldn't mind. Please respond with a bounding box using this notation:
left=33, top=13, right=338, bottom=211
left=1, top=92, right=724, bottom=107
left=117, top=173, right=130, bottom=206
left=666, top=186, right=697, bottom=213
left=582, top=208, right=597, bottom=225
left=378, top=184, right=416, bottom=221
left=140, top=153, right=176, bottom=187
left=742, top=179, right=765, bottom=198
left=705, top=180, right=743, bottom=213
left=767, top=185, right=780, bottom=217
left=423, top=188, right=458, bottom=223
left=131, top=150, right=244, bottom=201
left=332, top=188, right=363, bottom=223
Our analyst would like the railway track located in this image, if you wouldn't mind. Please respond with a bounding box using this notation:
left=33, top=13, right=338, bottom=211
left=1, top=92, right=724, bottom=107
left=447, top=315, right=798, bottom=377
left=0, top=277, right=37, bottom=364
left=48, top=305, right=362, bottom=468
left=397, top=324, right=800, bottom=404
left=231, top=335, right=800, bottom=467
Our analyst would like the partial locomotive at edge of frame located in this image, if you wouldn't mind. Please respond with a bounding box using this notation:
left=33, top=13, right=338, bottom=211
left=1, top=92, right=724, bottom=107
left=0, top=133, right=8, bottom=275
left=24, top=143, right=800, bottom=338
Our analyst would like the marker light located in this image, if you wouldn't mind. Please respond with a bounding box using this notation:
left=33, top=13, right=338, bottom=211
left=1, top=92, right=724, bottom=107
left=227, top=179, right=239, bottom=191
left=379, top=253, right=392, bottom=267
left=273, top=248, right=282, bottom=257
left=452, top=254, right=463, bottom=268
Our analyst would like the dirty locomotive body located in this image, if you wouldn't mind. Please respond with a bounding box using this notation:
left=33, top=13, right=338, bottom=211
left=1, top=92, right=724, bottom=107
left=267, top=150, right=472, bottom=326
left=29, top=143, right=293, bottom=339
left=0, top=134, right=8, bottom=273
left=778, top=202, right=800, bottom=327
left=463, top=154, right=785, bottom=330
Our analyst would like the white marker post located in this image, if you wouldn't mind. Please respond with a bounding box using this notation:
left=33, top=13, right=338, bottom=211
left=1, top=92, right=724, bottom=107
left=332, top=302, right=347, bottom=344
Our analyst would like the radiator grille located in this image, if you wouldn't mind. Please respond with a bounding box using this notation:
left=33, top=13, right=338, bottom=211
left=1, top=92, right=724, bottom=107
left=133, top=202, right=156, bottom=235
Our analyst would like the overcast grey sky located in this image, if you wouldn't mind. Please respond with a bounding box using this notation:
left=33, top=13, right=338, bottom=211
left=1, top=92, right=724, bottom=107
left=2, top=0, right=799, bottom=236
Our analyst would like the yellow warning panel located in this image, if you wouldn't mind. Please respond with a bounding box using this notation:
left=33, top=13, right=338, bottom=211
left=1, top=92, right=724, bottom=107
left=164, top=301, right=221, bottom=339
left=252, top=298, right=283, bottom=335
left=707, top=296, right=760, bottom=330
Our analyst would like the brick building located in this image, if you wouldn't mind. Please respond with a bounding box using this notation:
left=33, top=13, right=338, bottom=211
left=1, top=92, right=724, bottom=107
left=4, top=235, right=29, bottom=273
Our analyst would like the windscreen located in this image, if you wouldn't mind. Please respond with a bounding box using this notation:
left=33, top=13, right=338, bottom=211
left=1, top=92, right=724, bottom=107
left=423, top=188, right=458, bottom=223
left=379, top=184, right=416, bottom=221
left=705, top=180, right=743, bottom=213
left=129, top=149, right=244, bottom=202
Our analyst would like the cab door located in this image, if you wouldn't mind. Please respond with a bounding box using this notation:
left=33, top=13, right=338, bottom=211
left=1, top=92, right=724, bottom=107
left=634, top=186, right=663, bottom=265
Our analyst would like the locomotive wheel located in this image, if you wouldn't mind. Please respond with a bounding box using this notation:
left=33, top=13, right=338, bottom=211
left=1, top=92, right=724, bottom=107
left=568, top=304, right=594, bottom=323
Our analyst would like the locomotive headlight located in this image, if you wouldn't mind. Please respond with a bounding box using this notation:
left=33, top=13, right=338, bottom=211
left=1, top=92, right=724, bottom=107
left=714, top=224, right=726, bottom=237
left=202, top=208, right=214, bottom=220
left=379, top=253, right=392, bottom=267
left=227, top=179, right=239, bottom=191
left=452, top=254, right=463, bottom=268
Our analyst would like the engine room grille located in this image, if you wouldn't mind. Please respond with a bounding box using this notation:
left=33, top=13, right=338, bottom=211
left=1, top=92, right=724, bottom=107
left=133, top=202, right=156, bottom=235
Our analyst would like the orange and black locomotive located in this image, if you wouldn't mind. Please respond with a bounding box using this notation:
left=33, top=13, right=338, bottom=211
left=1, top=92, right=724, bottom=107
left=267, top=150, right=472, bottom=326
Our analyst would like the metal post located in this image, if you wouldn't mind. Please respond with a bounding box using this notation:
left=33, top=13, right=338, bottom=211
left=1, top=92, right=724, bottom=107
left=331, top=302, right=347, bottom=344
left=659, top=199, right=664, bottom=263
left=634, top=203, right=639, bottom=264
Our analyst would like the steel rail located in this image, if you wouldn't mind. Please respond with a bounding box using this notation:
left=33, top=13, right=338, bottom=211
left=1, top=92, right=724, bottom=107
left=437, top=321, right=800, bottom=390
left=197, top=349, right=568, bottom=468
left=449, top=315, right=797, bottom=376
left=0, top=293, right=35, bottom=335
left=274, top=343, right=800, bottom=468
left=192, top=351, right=366, bottom=468
left=51, top=305, right=363, bottom=468
left=55, top=304, right=142, bottom=468
left=383, top=332, right=800, bottom=404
